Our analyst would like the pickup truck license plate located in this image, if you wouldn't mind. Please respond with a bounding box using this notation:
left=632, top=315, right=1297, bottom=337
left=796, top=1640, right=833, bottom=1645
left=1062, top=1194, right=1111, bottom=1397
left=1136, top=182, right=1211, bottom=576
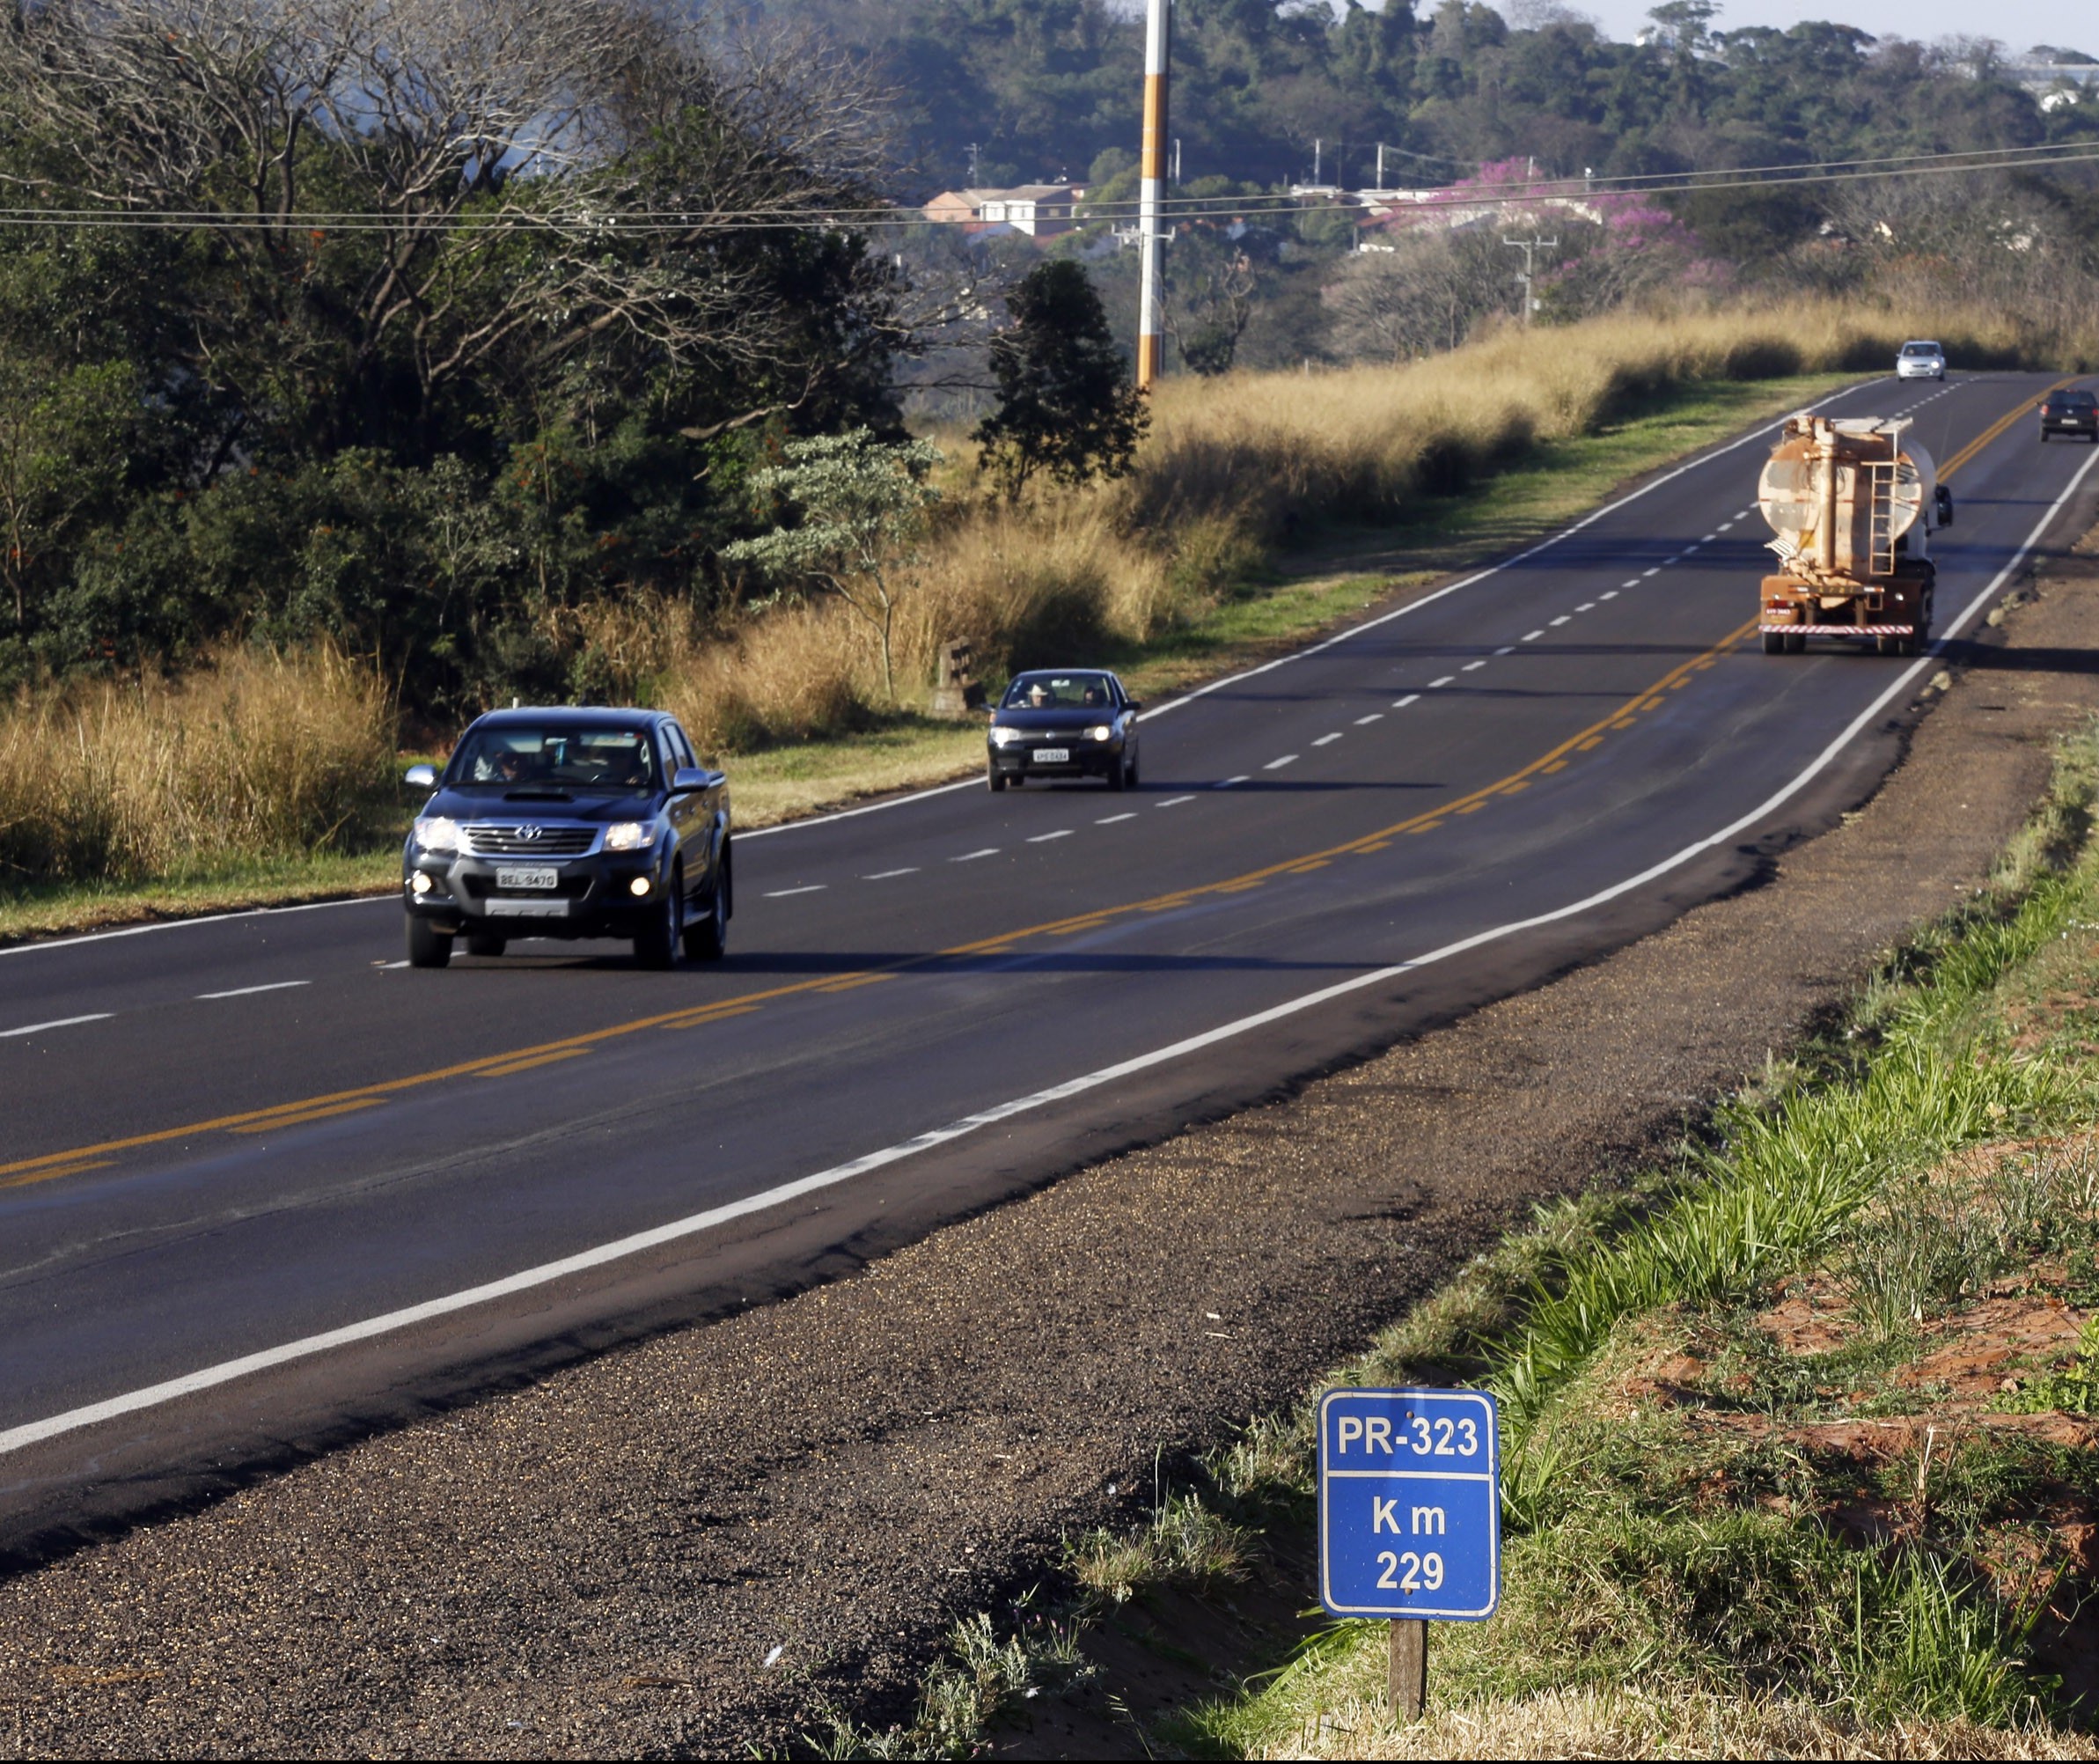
left=1031, top=747, right=1069, bottom=764
left=495, top=864, right=559, bottom=890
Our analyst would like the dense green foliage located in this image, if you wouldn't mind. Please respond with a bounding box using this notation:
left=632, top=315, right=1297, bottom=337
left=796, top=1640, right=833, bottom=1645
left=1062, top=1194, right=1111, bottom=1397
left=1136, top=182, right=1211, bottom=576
left=0, top=0, right=905, bottom=713
left=761, top=0, right=2095, bottom=195
left=972, top=260, right=1146, bottom=498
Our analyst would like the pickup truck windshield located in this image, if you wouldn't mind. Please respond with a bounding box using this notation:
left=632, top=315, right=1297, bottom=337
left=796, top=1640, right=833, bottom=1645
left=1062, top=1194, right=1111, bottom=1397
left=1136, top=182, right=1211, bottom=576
left=450, top=725, right=657, bottom=790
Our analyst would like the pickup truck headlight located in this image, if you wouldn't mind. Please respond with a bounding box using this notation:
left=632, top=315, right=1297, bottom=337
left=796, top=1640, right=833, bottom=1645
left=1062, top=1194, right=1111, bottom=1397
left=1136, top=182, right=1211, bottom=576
left=414, top=816, right=461, bottom=853
left=989, top=726, right=1024, bottom=747
left=604, top=821, right=650, bottom=852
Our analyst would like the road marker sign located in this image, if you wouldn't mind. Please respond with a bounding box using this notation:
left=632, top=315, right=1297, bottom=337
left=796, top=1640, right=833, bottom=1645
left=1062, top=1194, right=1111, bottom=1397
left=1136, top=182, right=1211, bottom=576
left=1318, top=1386, right=1500, bottom=1719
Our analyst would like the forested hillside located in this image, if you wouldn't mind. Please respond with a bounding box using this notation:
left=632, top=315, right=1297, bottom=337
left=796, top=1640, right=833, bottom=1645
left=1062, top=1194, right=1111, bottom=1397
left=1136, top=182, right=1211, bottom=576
left=751, top=0, right=2092, bottom=195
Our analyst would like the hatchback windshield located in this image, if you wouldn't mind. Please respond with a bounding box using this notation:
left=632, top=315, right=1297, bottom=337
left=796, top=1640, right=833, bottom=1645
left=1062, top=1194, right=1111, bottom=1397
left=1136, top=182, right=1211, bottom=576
left=1901, top=342, right=1941, bottom=356
left=449, top=724, right=657, bottom=790
left=2050, top=393, right=2097, bottom=410
left=1001, top=673, right=1117, bottom=710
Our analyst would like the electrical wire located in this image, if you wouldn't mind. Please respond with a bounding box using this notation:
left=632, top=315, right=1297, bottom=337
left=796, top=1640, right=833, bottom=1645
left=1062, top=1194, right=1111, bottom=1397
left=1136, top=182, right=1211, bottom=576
left=0, top=137, right=2090, bottom=232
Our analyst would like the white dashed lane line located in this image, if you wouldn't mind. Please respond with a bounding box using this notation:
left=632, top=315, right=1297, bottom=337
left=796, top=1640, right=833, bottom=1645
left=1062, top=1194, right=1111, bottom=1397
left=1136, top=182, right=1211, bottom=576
left=863, top=868, right=919, bottom=879
left=1523, top=629, right=1544, bottom=642
left=763, top=885, right=827, bottom=898
left=1215, top=775, right=1251, bottom=789
left=1642, top=567, right=1662, bottom=577
left=1494, top=645, right=1516, bottom=655
left=1461, top=660, right=1487, bottom=673
left=195, top=981, right=311, bottom=1001
left=1313, top=733, right=1343, bottom=746
left=1550, top=615, right=1571, bottom=627
left=1027, top=830, right=1072, bottom=843
left=1354, top=713, right=1383, bottom=725
left=1393, top=695, right=1420, bottom=708
left=1157, top=794, right=1197, bottom=807
left=1718, top=520, right=1735, bottom=531
left=2, top=1013, right=112, bottom=1039
left=1601, top=591, right=1619, bottom=600
left=950, top=849, right=1000, bottom=863
left=1575, top=602, right=1595, bottom=612
left=1428, top=675, right=1457, bottom=688
left=1097, top=812, right=1138, bottom=824
left=1265, top=755, right=1298, bottom=770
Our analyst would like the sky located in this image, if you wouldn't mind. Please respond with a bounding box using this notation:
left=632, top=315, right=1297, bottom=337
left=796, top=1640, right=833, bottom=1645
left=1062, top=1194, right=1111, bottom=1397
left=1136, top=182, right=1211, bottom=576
left=1535, top=0, right=2091, bottom=56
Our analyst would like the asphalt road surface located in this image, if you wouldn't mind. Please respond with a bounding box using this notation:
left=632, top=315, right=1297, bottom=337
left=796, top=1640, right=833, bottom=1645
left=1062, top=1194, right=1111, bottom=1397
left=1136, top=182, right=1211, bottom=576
left=4, top=371, right=2096, bottom=1555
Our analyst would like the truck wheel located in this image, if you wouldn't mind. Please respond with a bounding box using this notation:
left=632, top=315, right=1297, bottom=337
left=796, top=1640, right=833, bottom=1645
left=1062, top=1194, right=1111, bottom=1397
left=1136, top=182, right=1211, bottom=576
left=634, top=873, right=682, bottom=970
left=465, top=930, right=507, bottom=958
left=1785, top=633, right=1806, bottom=653
left=1762, top=632, right=1786, bottom=655
left=407, top=915, right=452, bottom=969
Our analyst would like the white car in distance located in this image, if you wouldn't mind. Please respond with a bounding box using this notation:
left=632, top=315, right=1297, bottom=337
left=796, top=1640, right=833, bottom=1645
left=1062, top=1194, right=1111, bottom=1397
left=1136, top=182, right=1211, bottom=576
left=1896, top=340, right=1947, bottom=380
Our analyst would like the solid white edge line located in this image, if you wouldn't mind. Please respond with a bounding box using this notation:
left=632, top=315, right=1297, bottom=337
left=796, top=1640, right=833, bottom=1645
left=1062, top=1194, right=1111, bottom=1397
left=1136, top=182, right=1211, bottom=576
left=194, top=981, right=311, bottom=1001
left=1, top=1013, right=114, bottom=1039
left=4, top=440, right=2088, bottom=1463
left=5, top=445, right=2088, bottom=1461
left=0, top=893, right=387, bottom=959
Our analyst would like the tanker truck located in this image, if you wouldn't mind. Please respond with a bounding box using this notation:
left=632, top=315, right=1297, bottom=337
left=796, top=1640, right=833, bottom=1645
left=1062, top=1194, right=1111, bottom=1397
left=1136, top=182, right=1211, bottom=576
left=1756, top=413, right=1953, bottom=657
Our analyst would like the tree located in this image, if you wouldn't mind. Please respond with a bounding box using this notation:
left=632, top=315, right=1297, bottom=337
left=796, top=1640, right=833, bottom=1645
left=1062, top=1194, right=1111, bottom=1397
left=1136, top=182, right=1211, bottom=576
left=972, top=261, right=1146, bottom=501
left=0, top=357, right=134, bottom=639
left=721, top=430, right=943, bottom=702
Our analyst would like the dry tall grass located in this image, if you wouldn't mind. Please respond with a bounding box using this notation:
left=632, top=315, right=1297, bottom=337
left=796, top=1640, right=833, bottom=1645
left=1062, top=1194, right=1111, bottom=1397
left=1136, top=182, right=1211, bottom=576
left=0, top=645, right=395, bottom=887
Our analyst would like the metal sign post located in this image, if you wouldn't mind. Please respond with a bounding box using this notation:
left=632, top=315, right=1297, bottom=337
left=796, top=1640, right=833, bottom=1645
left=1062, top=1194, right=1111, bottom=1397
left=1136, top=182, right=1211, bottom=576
left=1317, top=1387, right=1501, bottom=1723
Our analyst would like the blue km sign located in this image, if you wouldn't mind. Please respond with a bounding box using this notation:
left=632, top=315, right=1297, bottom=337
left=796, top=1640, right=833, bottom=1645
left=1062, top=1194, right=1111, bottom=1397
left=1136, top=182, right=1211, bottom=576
left=1317, top=1387, right=1501, bottom=1620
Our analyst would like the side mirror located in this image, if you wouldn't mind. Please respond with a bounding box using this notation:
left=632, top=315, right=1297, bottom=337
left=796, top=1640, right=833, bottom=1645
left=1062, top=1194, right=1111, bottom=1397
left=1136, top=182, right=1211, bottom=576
left=672, top=765, right=716, bottom=795
left=1126, top=699, right=1144, bottom=714
left=404, top=762, right=437, bottom=790
left=1934, top=485, right=1954, bottom=527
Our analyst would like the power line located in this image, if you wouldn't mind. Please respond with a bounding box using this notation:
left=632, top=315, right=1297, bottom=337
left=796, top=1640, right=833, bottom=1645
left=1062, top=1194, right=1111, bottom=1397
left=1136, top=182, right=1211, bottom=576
left=0, top=140, right=2089, bottom=233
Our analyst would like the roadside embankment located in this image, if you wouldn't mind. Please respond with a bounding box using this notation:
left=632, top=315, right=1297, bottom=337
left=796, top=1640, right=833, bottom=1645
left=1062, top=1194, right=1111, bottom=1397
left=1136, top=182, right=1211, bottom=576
left=0, top=496, right=2094, bottom=1753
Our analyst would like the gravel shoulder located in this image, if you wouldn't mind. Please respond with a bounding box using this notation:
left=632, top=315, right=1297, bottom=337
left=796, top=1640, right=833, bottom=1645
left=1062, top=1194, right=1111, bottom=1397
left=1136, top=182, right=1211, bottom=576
left=4, top=540, right=2096, bottom=1757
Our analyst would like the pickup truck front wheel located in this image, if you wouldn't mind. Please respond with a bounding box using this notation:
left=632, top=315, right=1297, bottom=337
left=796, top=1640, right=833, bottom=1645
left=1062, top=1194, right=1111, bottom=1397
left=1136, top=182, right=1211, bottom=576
left=407, top=915, right=452, bottom=969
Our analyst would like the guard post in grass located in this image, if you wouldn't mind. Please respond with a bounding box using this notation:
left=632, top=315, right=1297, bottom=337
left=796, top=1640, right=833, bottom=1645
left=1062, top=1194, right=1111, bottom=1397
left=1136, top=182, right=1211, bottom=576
left=1317, top=1386, right=1501, bottom=1722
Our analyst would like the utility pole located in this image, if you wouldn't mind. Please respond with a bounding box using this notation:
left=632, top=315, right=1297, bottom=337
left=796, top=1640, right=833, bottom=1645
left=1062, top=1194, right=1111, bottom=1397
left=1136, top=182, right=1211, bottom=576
left=1173, top=136, right=1181, bottom=184
left=1502, top=233, right=1557, bottom=325
left=1313, top=136, right=1323, bottom=185
left=1136, top=0, right=1171, bottom=390
left=1376, top=143, right=1385, bottom=189
left=966, top=142, right=980, bottom=185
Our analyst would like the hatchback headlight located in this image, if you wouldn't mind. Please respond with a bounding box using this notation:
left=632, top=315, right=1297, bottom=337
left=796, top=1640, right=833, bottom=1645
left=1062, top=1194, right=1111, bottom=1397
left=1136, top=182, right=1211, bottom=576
left=604, top=821, right=649, bottom=852
left=414, top=816, right=461, bottom=853
left=1089, top=724, right=1112, bottom=741
left=989, top=725, right=1024, bottom=747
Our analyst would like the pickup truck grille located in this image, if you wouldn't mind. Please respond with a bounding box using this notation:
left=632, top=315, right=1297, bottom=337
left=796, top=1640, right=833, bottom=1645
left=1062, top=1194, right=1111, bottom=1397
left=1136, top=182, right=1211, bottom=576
left=463, top=822, right=598, bottom=856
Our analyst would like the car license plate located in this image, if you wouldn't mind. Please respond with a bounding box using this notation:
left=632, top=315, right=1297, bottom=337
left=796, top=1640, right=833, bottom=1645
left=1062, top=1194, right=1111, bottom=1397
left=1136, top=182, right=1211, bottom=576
left=1031, top=747, right=1069, bottom=764
left=495, top=864, right=559, bottom=890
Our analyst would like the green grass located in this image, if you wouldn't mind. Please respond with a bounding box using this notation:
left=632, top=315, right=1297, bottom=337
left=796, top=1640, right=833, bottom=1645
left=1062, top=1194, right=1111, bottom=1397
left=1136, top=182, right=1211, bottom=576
left=1147, top=724, right=2099, bottom=1759
left=0, top=371, right=1853, bottom=948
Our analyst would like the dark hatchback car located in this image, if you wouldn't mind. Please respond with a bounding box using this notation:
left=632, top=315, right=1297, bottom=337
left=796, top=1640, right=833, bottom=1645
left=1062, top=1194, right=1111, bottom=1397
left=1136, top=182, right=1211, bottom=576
left=2041, top=389, right=2099, bottom=443
left=986, top=669, right=1142, bottom=791
left=401, top=708, right=731, bottom=969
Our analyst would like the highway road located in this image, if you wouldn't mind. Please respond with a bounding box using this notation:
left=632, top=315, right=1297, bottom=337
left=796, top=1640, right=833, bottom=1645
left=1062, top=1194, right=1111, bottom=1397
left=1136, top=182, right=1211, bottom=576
left=3, top=371, right=2095, bottom=1554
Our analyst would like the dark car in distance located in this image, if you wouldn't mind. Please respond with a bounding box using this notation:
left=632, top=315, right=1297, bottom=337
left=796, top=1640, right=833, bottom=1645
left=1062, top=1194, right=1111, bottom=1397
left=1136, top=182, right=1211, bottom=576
left=2041, top=389, right=2099, bottom=443
left=986, top=670, right=1141, bottom=791
left=401, top=707, right=730, bottom=969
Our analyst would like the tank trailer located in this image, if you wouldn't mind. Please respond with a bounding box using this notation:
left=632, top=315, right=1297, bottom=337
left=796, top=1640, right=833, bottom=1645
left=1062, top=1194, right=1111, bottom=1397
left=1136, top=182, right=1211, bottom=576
left=1756, top=414, right=1953, bottom=658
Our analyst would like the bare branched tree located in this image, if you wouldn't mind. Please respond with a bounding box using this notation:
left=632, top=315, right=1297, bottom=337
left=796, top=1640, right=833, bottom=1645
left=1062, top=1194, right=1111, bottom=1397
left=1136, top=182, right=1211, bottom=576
left=0, top=0, right=903, bottom=457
